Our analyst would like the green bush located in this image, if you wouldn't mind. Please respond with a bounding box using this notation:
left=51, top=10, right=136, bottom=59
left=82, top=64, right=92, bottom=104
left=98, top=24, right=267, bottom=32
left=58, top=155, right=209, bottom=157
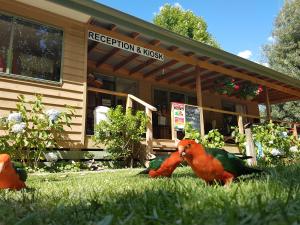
left=92, top=106, right=148, bottom=167
left=231, top=126, right=246, bottom=154
left=231, top=122, right=300, bottom=165
left=0, top=95, right=74, bottom=168
left=252, top=122, right=299, bottom=164
left=184, top=123, right=225, bottom=148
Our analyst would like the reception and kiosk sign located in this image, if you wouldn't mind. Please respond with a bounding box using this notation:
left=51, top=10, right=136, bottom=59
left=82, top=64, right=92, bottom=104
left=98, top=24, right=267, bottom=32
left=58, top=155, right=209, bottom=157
left=88, top=30, right=164, bottom=61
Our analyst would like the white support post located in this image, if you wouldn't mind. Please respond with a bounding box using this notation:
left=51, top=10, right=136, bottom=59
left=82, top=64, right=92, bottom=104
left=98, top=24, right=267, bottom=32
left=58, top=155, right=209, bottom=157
left=146, top=107, right=153, bottom=154
left=126, top=95, right=133, bottom=112
left=265, top=87, right=271, bottom=121
left=245, top=128, right=257, bottom=166
left=196, top=66, right=205, bottom=136
left=238, top=115, right=244, bottom=134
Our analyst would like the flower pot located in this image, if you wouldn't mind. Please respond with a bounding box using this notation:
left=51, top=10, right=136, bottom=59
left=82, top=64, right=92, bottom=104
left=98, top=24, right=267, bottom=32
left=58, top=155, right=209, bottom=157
left=245, top=95, right=254, bottom=100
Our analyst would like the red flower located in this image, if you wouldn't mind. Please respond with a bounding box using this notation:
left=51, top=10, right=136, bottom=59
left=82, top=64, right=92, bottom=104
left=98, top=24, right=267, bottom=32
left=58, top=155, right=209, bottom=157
left=234, top=85, right=240, bottom=91
left=258, top=85, right=263, bottom=93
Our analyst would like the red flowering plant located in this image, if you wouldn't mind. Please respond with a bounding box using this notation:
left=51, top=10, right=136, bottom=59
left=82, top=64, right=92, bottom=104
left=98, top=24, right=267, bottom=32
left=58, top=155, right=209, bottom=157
left=214, top=77, right=240, bottom=96
left=237, top=82, right=263, bottom=100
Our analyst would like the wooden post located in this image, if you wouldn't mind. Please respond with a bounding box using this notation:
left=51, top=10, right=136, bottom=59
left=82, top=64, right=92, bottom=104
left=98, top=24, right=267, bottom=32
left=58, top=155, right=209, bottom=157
left=293, top=124, right=298, bottom=140
left=125, top=95, right=133, bottom=112
left=195, top=66, right=205, bottom=136
left=265, top=87, right=271, bottom=121
left=237, top=115, right=244, bottom=134
left=245, top=128, right=257, bottom=166
left=146, top=107, right=153, bottom=154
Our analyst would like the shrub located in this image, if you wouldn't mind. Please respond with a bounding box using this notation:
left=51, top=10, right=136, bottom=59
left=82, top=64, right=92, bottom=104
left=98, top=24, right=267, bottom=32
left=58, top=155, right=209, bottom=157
left=231, top=126, right=246, bottom=154
left=252, top=122, right=299, bottom=164
left=92, top=106, right=148, bottom=168
left=231, top=122, right=300, bottom=165
left=184, top=123, right=225, bottom=148
left=0, top=95, right=74, bottom=168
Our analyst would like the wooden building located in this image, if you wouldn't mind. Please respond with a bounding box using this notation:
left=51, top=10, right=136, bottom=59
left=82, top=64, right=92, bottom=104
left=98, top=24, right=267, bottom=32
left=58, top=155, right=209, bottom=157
left=0, top=0, right=299, bottom=152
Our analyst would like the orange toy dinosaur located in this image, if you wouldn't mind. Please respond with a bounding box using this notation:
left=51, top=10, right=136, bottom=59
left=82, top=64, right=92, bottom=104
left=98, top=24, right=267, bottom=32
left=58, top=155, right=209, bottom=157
left=0, top=154, right=26, bottom=190
left=149, top=139, right=261, bottom=185
left=177, top=139, right=261, bottom=185
left=149, top=151, right=183, bottom=178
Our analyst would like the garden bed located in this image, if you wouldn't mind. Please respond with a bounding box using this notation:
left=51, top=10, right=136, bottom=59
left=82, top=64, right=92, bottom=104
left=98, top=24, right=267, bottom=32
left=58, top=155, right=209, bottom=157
left=1, top=166, right=300, bottom=225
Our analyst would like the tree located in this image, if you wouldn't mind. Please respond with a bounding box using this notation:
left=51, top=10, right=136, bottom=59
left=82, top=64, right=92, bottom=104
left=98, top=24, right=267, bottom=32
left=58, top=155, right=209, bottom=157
left=264, top=0, right=300, bottom=122
left=153, top=4, right=220, bottom=48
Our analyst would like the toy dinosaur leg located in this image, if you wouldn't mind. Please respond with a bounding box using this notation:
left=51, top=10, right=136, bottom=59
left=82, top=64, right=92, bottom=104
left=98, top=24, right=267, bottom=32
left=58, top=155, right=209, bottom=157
left=221, top=171, right=235, bottom=186
left=149, top=151, right=183, bottom=178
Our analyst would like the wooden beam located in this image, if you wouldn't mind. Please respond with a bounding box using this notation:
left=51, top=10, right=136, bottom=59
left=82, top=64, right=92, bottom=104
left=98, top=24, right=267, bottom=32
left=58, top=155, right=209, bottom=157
left=88, top=42, right=98, bottom=53
left=156, top=64, right=193, bottom=81
left=237, top=115, right=244, bottom=134
left=129, top=58, right=156, bottom=75
left=144, top=60, right=178, bottom=78
left=108, top=24, right=117, bottom=31
left=112, top=32, right=141, bottom=72
left=129, top=40, right=160, bottom=75
left=293, top=124, right=298, bottom=140
left=168, top=70, right=196, bottom=84
left=245, top=128, right=257, bottom=166
left=131, top=32, right=140, bottom=38
left=88, top=60, right=193, bottom=93
left=265, top=87, right=271, bottom=121
left=96, top=48, right=120, bottom=68
left=146, top=107, right=154, bottom=154
left=114, top=54, right=139, bottom=71
left=88, top=25, right=300, bottom=98
left=88, top=24, right=119, bottom=54
left=180, top=78, right=195, bottom=86
left=114, top=38, right=159, bottom=74
left=196, top=66, right=205, bottom=136
left=88, top=87, right=128, bottom=97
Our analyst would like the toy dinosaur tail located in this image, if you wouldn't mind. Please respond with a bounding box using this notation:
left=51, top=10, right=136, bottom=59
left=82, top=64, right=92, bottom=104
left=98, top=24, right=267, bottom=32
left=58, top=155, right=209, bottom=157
left=149, top=151, right=183, bottom=178
left=242, top=166, right=263, bottom=175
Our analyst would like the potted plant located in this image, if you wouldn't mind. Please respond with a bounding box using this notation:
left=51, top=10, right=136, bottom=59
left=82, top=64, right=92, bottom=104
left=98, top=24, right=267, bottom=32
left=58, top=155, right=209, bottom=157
left=214, top=78, right=240, bottom=96
left=237, top=82, right=263, bottom=100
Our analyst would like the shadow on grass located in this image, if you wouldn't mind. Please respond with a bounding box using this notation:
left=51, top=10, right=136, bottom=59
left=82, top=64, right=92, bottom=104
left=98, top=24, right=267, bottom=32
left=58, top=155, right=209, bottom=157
left=1, top=164, right=300, bottom=225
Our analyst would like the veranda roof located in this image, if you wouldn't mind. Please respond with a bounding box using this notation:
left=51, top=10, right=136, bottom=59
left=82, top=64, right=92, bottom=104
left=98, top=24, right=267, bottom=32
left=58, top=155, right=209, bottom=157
left=48, top=0, right=300, bottom=103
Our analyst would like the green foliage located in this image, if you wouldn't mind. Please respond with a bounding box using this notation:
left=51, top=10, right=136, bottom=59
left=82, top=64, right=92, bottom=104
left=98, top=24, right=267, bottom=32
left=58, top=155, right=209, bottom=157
left=231, top=126, right=246, bottom=154
left=153, top=4, right=220, bottom=48
left=271, top=101, right=300, bottom=123
left=202, top=129, right=225, bottom=148
left=214, top=77, right=239, bottom=96
left=184, top=123, right=225, bottom=148
left=0, top=95, right=74, bottom=168
left=232, top=122, right=300, bottom=165
left=252, top=122, right=298, bottom=164
left=184, top=123, right=201, bottom=141
left=93, top=106, right=148, bottom=167
left=264, top=0, right=300, bottom=122
left=237, top=82, right=263, bottom=100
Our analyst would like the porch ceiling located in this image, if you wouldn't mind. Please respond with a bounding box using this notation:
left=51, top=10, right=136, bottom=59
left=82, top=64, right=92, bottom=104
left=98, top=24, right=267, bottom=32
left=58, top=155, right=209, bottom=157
left=87, top=18, right=300, bottom=105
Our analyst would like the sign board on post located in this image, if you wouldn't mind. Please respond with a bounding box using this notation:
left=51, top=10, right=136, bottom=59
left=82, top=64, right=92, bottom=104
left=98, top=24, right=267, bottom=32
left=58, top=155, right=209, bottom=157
left=171, top=102, right=202, bottom=140
left=185, top=105, right=201, bottom=133
left=172, top=102, right=185, bottom=131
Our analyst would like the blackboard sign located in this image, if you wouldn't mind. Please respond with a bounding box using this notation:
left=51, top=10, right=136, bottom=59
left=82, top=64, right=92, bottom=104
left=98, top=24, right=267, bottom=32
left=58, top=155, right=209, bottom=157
left=184, top=105, right=201, bottom=132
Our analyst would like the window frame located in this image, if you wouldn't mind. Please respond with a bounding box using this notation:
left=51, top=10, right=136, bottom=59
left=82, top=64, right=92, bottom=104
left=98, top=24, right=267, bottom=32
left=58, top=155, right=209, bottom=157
left=0, top=11, right=64, bottom=85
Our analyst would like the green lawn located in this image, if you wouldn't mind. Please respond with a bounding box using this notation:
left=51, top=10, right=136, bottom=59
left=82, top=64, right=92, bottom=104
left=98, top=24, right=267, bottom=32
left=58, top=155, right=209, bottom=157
left=1, top=165, right=300, bottom=225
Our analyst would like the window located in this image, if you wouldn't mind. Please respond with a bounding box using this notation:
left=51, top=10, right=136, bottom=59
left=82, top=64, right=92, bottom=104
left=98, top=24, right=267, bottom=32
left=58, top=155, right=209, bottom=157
left=86, top=74, right=138, bottom=135
left=152, top=88, right=196, bottom=139
left=0, top=13, right=63, bottom=82
left=0, top=14, right=12, bottom=73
